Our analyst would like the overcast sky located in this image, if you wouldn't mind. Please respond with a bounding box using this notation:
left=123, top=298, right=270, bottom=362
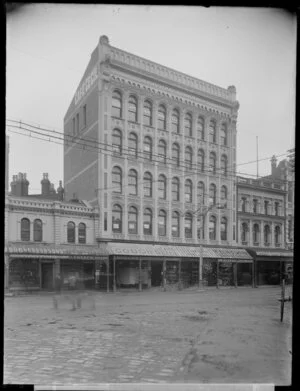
left=6, top=5, right=296, bottom=193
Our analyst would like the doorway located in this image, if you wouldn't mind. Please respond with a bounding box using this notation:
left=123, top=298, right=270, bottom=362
left=41, top=263, right=54, bottom=290
left=83, top=262, right=95, bottom=289
left=151, top=261, right=163, bottom=287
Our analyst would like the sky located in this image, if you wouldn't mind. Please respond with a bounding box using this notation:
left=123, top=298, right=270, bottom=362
left=6, top=5, right=296, bottom=194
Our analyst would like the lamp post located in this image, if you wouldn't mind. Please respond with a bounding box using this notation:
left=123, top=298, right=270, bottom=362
left=195, top=203, right=224, bottom=289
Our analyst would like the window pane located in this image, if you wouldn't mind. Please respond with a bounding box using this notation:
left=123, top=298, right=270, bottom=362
left=21, top=219, right=30, bottom=241
left=33, top=219, right=42, bottom=242
left=67, top=222, right=75, bottom=243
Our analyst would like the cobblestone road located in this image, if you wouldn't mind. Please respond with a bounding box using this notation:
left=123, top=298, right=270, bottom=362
left=4, top=287, right=292, bottom=385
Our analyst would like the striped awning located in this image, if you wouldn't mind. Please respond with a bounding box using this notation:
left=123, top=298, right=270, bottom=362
left=98, top=243, right=253, bottom=261
left=5, top=243, right=105, bottom=259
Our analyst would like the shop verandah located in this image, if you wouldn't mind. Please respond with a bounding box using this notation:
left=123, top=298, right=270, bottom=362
left=97, top=243, right=254, bottom=292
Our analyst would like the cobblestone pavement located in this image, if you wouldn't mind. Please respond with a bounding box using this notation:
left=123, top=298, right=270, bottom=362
left=4, top=287, right=292, bottom=385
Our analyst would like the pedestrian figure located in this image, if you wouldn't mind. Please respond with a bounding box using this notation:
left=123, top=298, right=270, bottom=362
left=55, top=273, right=62, bottom=294
left=68, top=275, right=77, bottom=310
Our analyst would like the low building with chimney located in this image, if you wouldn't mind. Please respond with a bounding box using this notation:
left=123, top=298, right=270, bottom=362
left=5, top=173, right=101, bottom=292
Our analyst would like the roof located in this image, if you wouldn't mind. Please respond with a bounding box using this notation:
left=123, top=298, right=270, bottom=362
left=98, top=243, right=253, bottom=261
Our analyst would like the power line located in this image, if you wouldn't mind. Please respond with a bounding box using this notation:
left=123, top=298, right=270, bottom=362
left=6, top=118, right=290, bottom=180
left=7, top=126, right=289, bottom=207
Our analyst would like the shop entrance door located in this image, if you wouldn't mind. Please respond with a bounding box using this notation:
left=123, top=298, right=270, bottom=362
left=41, top=263, right=53, bottom=290
left=151, top=261, right=163, bottom=287
left=83, top=262, right=95, bottom=289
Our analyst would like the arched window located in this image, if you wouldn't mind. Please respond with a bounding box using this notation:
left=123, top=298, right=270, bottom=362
left=172, top=143, right=180, bottom=167
left=209, top=119, right=216, bottom=143
left=128, top=206, right=138, bottom=234
left=158, top=174, right=167, bottom=199
left=264, top=225, right=270, bottom=244
left=197, top=116, right=205, bottom=140
left=143, top=208, right=152, bottom=235
left=221, top=155, right=228, bottom=176
left=274, top=202, right=280, bottom=216
left=264, top=200, right=269, bottom=215
left=158, top=104, right=166, bottom=130
left=128, top=95, right=138, bottom=122
left=209, top=183, right=216, bottom=205
left=185, top=179, right=193, bottom=203
left=241, top=197, right=247, bottom=212
left=209, top=152, right=216, bottom=173
left=144, top=136, right=152, bottom=160
left=143, top=172, right=152, bottom=197
left=128, top=132, right=138, bottom=157
left=253, top=223, right=260, bottom=244
left=197, top=181, right=205, bottom=205
left=112, top=90, right=122, bottom=118
left=112, top=128, right=122, bottom=155
left=221, top=185, right=227, bottom=208
left=241, top=222, right=248, bottom=243
left=275, top=226, right=281, bottom=245
left=67, top=221, right=75, bottom=243
left=253, top=199, right=258, bottom=213
left=209, top=215, right=217, bottom=240
left=33, top=219, right=42, bottom=242
left=143, top=100, right=152, bottom=126
left=171, top=108, right=180, bottom=133
left=128, top=169, right=138, bottom=195
left=21, top=218, right=30, bottom=241
left=185, top=213, right=193, bottom=238
left=158, top=139, right=167, bottom=164
left=184, top=113, right=193, bottom=137
left=78, top=222, right=86, bottom=244
left=172, top=177, right=180, bottom=201
left=112, top=166, right=122, bottom=193
left=220, top=123, right=227, bottom=146
left=172, top=211, right=180, bottom=237
left=221, top=217, right=227, bottom=241
left=158, top=209, right=167, bottom=236
left=197, top=217, right=205, bottom=240
left=112, top=204, right=122, bottom=233
left=198, top=149, right=205, bottom=172
left=185, top=146, right=193, bottom=170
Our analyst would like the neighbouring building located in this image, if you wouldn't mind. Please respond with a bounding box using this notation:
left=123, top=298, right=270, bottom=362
left=5, top=173, right=101, bottom=292
left=63, top=35, right=253, bottom=290
left=236, top=156, right=294, bottom=286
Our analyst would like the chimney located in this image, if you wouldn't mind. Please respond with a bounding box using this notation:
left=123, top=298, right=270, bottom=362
left=14, top=172, right=23, bottom=196
left=271, top=155, right=277, bottom=177
left=41, top=173, right=50, bottom=196
left=49, top=183, right=56, bottom=195
left=22, top=173, right=29, bottom=196
left=10, top=175, right=17, bottom=196
left=57, top=180, right=64, bottom=201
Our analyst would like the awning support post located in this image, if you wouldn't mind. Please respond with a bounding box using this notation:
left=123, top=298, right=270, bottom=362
left=138, top=257, right=142, bottom=292
left=106, top=258, right=109, bottom=293
left=113, top=256, right=116, bottom=293
left=234, top=262, right=238, bottom=288
left=163, top=258, right=166, bottom=292
left=216, top=260, right=219, bottom=289
left=178, top=259, right=182, bottom=290
left=252, top=261, right=255, bottom=288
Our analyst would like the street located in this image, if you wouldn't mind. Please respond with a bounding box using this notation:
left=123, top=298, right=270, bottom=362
left=4, top=286, right=292, bottom=386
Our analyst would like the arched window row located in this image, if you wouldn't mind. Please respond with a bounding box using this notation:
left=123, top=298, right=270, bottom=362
left=21, top=218, right=43, bottom=242
left=67, top=221, right=87, bottom=244
left=111, top=91, right=229, bottom=143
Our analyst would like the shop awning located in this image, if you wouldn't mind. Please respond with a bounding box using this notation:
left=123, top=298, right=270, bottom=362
left=99, top=242, right=253, bottom=261
left=5, top=243, right=107, bottom=259
left=255, top=250, right=294, bottom=258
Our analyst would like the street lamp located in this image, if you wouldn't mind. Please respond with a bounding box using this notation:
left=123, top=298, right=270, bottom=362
left=195, top=203, right=225, bottom=289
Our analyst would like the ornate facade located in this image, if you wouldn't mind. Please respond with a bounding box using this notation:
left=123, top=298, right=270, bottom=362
left=64, top=35, right=239, bottom=248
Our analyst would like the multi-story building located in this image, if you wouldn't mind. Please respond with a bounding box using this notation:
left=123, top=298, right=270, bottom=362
left=5, top=173, right=102, bottom=292
left=237, top=158, right=293, bottom=285
left=63, top=35, right=253, bottom=289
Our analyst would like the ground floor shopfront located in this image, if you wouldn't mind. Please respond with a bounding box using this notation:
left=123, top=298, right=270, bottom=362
left=97, top=242, right=254, bottom=292
left=4, top=244, right=104, bottom=292
left=245, top=248, right=294, bottom=286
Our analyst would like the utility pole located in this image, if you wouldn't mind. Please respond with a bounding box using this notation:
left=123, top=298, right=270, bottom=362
left=194, top=203, right=224, bottom=289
